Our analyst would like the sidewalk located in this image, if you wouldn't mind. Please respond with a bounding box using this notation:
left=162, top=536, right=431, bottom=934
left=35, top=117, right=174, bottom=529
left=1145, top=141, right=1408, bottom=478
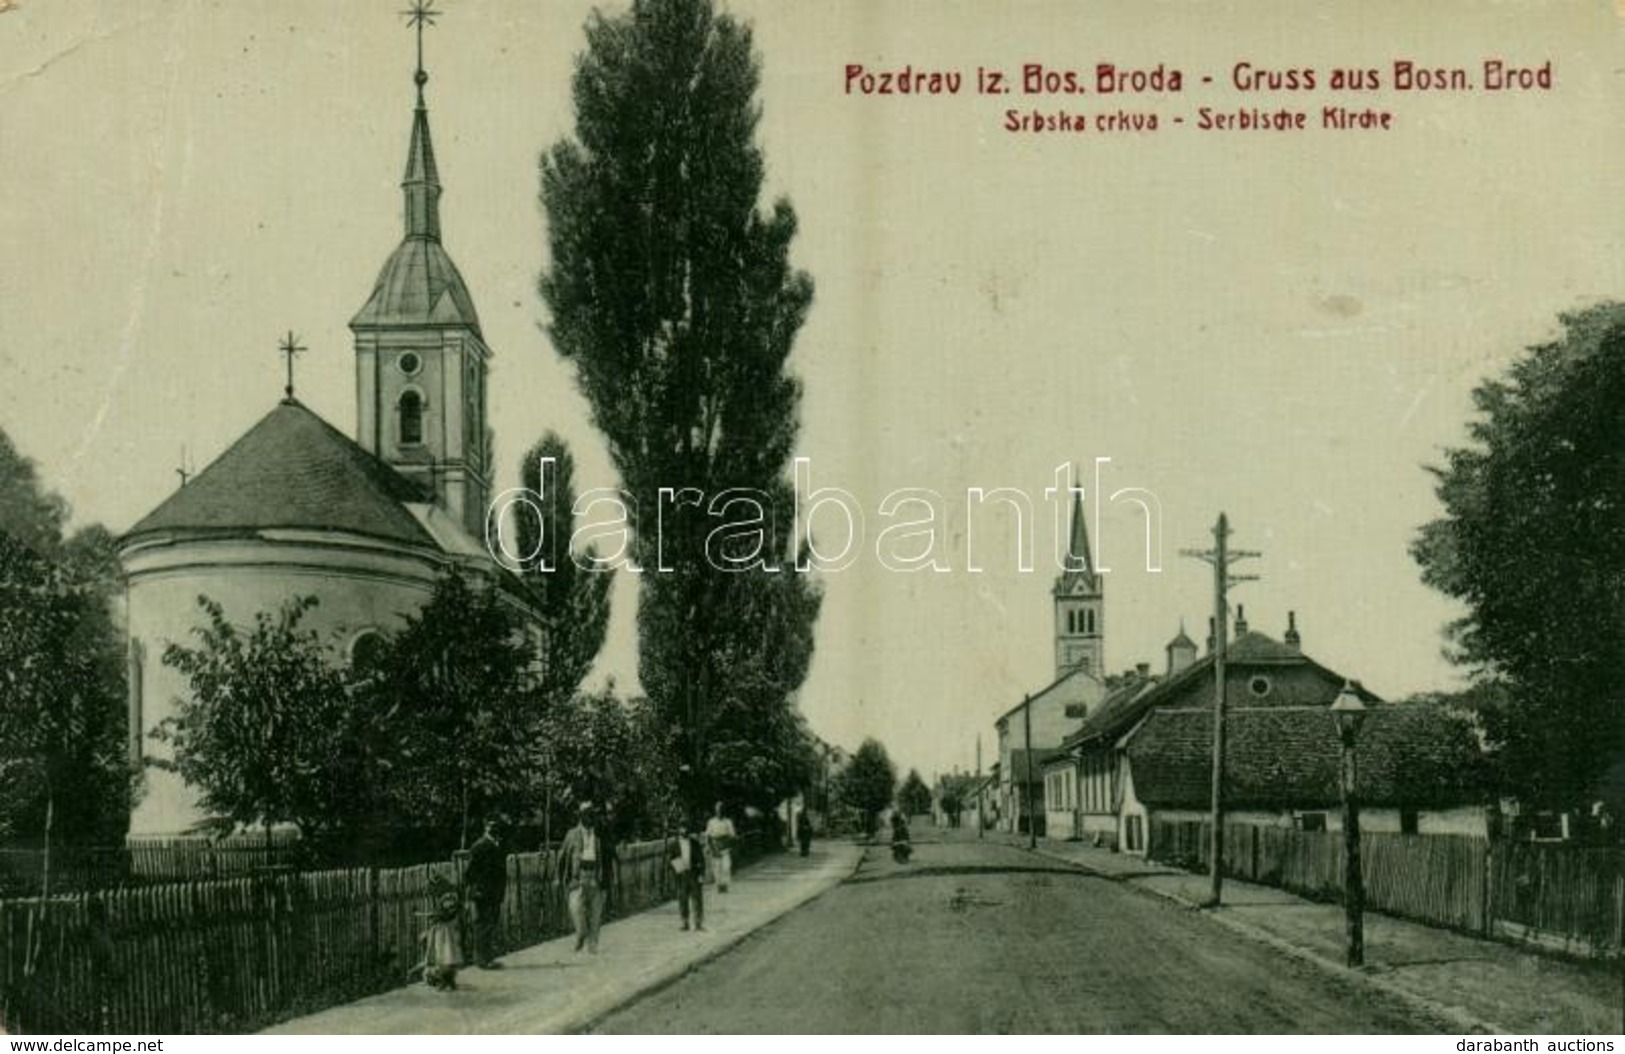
left=265, top=842, right=862, bottom=1035
left=1017, top=834, right=1619, bottom=1035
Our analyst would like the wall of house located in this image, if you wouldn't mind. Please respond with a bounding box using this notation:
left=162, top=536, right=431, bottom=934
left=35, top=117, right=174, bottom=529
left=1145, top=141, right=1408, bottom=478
left=1152, top=806, right=1490, bottom=838
left=996, top=667, right=1106, bottom=774
left=1078, top=749, right=1115, bottom=816
left=1080, top=813, right=1118, bottom=849
left=1417, top=807, right=1490, bottom=837
left=1044, top=764, right=1079, bottom=840
left=1118, top=763, right=1148, bottom=854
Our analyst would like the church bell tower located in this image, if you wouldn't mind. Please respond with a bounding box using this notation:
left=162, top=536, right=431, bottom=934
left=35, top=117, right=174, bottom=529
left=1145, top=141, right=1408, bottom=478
left=1054, top=488, right=1104, bottom=679
left=350, top=16, right=492, bottom=538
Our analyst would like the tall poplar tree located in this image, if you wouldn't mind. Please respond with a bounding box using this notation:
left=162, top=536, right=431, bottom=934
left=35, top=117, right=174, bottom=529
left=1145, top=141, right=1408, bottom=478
left=1413, top=303, right=1625, bottom=813
left=540, top=0, right=820, bottom=810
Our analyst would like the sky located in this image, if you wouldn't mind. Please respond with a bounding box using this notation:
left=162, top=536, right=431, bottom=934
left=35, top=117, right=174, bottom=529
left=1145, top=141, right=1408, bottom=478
left=2, top=1, right=1622, bottom=781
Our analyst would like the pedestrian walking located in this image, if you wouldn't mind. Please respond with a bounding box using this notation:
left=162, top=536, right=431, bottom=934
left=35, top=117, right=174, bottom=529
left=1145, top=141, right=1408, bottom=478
left=668, top=816, right=707, bottom=932
left=465, top=818, right=506, bottom=969
left=704, top=801, right=737, bottom=893
left=558, top=801, right=609, bottom=952
left=796, top=805, right=813, bottom=857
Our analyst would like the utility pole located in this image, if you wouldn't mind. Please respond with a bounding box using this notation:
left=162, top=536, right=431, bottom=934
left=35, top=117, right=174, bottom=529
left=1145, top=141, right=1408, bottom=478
left=976, top=734, right=984, bottom=839
left=1180, top=512, right=1260, bottom=907
left=1023, top=693, right=1037, bottom=850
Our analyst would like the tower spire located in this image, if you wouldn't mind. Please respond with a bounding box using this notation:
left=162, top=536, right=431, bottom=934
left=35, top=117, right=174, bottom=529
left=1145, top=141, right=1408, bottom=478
left=401, top=1, right=442, bottom=241
left=1066, top=484, right=1093, bottom=573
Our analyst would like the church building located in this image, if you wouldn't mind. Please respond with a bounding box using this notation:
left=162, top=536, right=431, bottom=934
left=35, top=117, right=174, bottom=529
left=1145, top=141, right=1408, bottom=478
left=118, top=42, right=541, bottom=840
left=991, top=489, right=1108, bottom=835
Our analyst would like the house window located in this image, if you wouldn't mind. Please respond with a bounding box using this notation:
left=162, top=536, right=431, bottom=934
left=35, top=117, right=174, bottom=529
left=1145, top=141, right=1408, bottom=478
left=1297, top=812, right=1328, bottom=833
left=1249, top=675, right=1272, bottom=698
left=1400, top=809, right=1419, bottom=835
left=399, top=390, right=424, bottom=445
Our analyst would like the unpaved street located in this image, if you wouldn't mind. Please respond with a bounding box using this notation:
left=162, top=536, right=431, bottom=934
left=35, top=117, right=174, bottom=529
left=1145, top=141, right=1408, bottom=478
left=596, top=834, right=1442, bottom=1033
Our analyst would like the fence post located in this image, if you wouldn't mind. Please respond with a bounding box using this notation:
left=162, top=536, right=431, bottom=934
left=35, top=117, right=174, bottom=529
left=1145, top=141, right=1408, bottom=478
left=1481, top=840, right=1494, bottom=939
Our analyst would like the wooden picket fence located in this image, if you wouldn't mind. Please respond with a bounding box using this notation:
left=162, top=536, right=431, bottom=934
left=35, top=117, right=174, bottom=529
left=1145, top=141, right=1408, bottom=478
left=1147, top=818, right=1623, bottom=958
left=0, top=837, right=308, bottom=897
left=0, top=839, right=675, bottom=1034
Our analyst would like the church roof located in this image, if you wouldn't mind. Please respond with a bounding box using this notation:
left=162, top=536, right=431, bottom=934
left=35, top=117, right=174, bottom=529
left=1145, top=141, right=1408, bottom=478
left=351, top=237, right=482, bottom=335
left=350, top=93, right=482, bottom=336
left=1054, top=485, right=1100, bottom=595
left=124, top=400, right=438, bottom=549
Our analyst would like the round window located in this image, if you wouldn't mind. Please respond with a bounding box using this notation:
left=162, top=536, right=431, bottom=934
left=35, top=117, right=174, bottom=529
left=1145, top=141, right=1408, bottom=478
left=1249, top=675, right=1272, bottom=698
left=398, top=352, right=422, bottom=376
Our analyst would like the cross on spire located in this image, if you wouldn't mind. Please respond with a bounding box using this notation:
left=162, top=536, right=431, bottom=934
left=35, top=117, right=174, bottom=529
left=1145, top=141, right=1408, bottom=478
left=278, top=331, right=307, bottom=402
left=403, top=0, right=441, bottom=100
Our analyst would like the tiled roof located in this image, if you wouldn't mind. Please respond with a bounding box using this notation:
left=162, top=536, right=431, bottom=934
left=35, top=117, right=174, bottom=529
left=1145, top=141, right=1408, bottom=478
left=124, top=400, right=438, bottom=549
left=1125, top=704, right=1488, bottom=810
left=1007, top=748, right=1060, bottom=783
left=1068, top=631, right=1371, bottom=748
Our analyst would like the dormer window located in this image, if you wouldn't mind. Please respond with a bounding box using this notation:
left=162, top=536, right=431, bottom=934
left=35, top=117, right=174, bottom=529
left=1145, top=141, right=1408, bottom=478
left=399, top=390, right=424, bottom=445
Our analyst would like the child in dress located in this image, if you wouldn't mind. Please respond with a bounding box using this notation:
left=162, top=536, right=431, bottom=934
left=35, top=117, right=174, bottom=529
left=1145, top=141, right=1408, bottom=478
left=412, top=877, right=466, bottom=991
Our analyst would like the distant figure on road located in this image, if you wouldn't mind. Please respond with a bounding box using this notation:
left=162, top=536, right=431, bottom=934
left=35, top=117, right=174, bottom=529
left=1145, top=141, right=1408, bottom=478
left=465, top=818, right=506, bottom=969
left=890, top=811, right=912, bottom=864
left=796, top=806, right=813, bottom=857
left=705, top=801, right=737, bottom=893
left=668, top=816, right=707, bottom=932
left=559, top=801, right=609, bottom=953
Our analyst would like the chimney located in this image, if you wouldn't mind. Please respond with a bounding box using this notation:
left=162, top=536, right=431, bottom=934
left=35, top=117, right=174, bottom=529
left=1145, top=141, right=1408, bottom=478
left=1206, top=616, right=1216, bottom=655
left=1234, top=604, right=1248, bottom=637
left=1285, top=610, right=1301, bottom=651
left=1166, top=623, right=1198, bottom=676
left=1135, top=662, right=1150, bottom=679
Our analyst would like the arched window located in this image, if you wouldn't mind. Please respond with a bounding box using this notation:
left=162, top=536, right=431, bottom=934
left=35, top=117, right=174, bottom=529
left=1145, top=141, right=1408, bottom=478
left=1085, top=609, right=1096, bottom=635
left=399, top=390, right=424, bottom=445
left=349, top=629, right=388, bottom=673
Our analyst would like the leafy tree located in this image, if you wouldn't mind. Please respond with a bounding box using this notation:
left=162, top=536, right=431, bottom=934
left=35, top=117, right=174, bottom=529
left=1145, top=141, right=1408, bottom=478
left=0, top=430, right=131, bottom=877
left=534, top=686, right=682, bottom=841
left=898, top=769, right=932, bottom=817
left=368, top=572, right=537, bottom=847
left=1412, top=303, right=1625, bottom=811
left=513, top=432, right=612, bottom=709
left=540, top=0, right=820, bottom=813
left=156, top=595, right=369, bottom=845
left=835, top=739, right=896, bottom=837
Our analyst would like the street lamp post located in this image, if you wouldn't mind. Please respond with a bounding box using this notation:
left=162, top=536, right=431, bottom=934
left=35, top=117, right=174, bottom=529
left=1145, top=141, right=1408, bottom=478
left=1331, top=680, right=1368, bottom=969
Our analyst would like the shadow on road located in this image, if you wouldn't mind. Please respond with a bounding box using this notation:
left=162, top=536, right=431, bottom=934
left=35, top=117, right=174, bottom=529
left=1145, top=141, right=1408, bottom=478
left=847, top=862, right=1094, bottom=885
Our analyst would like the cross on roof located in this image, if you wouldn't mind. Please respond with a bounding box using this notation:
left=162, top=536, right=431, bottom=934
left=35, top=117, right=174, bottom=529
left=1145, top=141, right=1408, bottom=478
left=279, top=331, right=307, bottom=402
left=403, top=0, right=441, bottom=91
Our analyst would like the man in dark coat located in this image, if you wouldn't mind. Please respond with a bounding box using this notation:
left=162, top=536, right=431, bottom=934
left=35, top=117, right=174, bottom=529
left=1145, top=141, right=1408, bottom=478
left=796, top=806, right=814, bottom=857
left=466, top=819, right=507, bottom=968
left=668, top=816, right=707, bottom=932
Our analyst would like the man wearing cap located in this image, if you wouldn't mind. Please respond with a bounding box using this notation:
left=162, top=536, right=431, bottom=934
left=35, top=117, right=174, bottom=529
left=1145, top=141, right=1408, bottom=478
left=558, top=801, right=608, bottom=952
